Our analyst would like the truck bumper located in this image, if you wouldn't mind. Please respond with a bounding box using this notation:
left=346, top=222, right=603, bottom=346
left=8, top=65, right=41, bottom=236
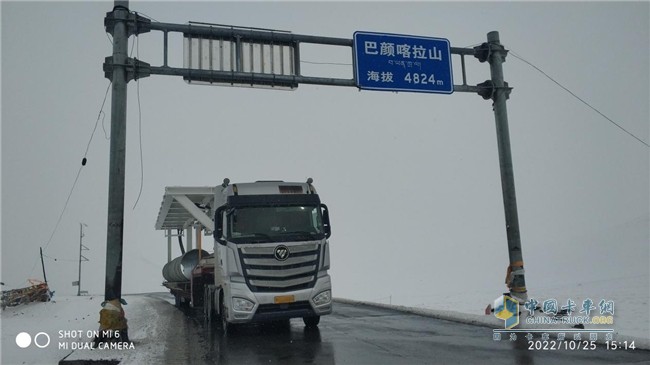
left=225, top=274, right=332, bottom=323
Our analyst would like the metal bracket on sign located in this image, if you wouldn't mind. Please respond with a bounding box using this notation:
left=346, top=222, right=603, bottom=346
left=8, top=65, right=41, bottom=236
left=104, top=10, right=152, bottom=37
left=103, top=57, right=151, bottom=82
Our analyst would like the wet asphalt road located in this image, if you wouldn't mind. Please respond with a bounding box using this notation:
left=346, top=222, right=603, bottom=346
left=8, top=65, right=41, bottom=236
left=144, top=293, right=649, bottom=365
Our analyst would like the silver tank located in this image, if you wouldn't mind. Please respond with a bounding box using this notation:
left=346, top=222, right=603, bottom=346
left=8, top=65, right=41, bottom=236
left=162, top=249, right=209, bottom=282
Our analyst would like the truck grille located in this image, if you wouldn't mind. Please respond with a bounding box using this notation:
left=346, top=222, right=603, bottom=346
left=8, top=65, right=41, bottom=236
left=239, top=243, right=320, bottom=292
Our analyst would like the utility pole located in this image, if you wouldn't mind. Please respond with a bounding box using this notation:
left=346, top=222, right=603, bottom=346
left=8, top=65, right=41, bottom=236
left=39, top=247, right=48, bottom=285
left=484, top=31, right=527, bottom=302
left=104, top=0, right=128, bottom=304
left=97, top=0, right=131, bottom=343
left=78, top=223, right=89, bottom=296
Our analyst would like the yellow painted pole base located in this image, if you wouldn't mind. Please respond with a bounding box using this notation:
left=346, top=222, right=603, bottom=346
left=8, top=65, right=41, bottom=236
left=93, top=299, right=130, bottom=344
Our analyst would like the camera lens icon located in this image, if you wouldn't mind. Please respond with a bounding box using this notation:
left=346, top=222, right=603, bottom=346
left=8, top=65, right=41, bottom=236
left=15, top=332, right=31, bottom=348
left=15, top=332, right=50, bottom=348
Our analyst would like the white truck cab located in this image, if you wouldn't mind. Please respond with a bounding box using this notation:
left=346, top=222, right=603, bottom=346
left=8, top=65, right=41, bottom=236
left=156, top=179, right=332, bottom=332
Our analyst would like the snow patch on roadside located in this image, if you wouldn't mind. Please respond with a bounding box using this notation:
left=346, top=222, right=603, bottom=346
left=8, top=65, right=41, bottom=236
left=1, top=296, right=103, bottom=365
left=334, top=295, right=650, bottom=350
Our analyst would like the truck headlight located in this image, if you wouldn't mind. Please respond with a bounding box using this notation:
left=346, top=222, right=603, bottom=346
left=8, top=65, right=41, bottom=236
left=312, top=290, right=331, bottom=307
left=232, top=297, right=255, bottom=312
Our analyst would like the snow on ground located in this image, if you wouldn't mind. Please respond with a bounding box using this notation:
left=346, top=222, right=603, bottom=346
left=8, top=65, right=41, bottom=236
left=423, top=275, right=649, bottom=341
left=1, top=278, right=648, bottom=365
left=0, top=294, right=176, bottom=365
left=358, top=274, right=650, bottom=344
left=1, top=295, right=103, bottom=365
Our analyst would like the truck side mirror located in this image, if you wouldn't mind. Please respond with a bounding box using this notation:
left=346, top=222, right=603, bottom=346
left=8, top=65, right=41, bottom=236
left=214, top=206, right=227, bottom=245
left=320, top=204, right=331, bottom=239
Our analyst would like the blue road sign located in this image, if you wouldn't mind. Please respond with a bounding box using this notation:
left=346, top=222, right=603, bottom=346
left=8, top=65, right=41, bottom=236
left=353, top=31, right=453, bottom=94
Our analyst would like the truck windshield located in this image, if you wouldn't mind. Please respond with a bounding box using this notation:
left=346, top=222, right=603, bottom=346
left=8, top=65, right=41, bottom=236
left=227, top=205, right=324, bottom=243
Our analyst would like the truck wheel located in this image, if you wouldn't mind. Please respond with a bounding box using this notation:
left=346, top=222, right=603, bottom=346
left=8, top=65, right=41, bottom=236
left=174, top=295, right=182, bottom=308
left=220, top=297, right=236, bottom=334
left=303, top=316, right=320, bottom=328
left=175, top=295, right=189, bottom=309
left=204, top=288, right=212, bottom=322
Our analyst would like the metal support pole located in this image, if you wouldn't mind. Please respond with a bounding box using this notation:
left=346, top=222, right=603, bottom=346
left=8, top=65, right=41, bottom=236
left=104, top=0, right=129, bottom=303
left=163, top=31, right=169, bottom=67
left=94, top=0, right=131, bottom=345
left=78, top=223, right=83, bottom=296
left=196, top=224, right=202, bottom=260
left=167, top=229, right=172, bottom=263
left=293, top=41, right=301, bottom=77
left=186, top=226, right=193, bottom=251
left=486, top=31, right=527, bottom=301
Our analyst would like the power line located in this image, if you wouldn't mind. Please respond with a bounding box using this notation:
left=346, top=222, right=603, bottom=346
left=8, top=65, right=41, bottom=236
left=102, top=110, right=110, bottom=140
left=42, top=254, right=78, bottom=263
left=84, top=82, right=112, bottom=158
left=129, top=33, right=137, bottom=57
left=509, top=50, right=649, bottom=148
left=105, top=32, right=113, bottom=46
left=43, top=81, right=111, bottom=251
left=28, top=81, right=112, bottom=280
left=136, top=11, right=160, bottom=23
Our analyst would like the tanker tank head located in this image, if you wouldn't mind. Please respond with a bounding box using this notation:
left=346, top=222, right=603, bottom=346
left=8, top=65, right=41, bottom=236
left=306, top=177, right=313, bottom=184
left=222, top=178, right=230, bottom=187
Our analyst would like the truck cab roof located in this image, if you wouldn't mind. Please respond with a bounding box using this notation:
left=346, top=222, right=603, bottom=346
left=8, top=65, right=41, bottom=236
left=155, top=180, right=318, bottom=232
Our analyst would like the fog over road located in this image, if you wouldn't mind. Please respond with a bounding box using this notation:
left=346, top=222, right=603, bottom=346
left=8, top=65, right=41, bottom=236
left=119, top=293, right=649, bottom=365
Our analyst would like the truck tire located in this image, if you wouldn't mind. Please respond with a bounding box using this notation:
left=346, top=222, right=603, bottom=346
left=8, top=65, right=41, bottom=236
left=203, top=287, right=213, bottom=322
left=220, top=295, right=236, bottom=334
left=175, top=294, right=189, bottom=309
left=303, top=315, right=320, bottom=328
left=174, top=294, right=181, bottom=308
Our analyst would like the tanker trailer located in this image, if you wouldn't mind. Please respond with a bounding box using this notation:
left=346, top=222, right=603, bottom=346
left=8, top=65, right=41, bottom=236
left=162, top=249, right=209, bottom=308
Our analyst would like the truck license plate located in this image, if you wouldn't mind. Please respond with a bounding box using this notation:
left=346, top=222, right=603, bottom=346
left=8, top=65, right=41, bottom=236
left=274, top=295, right=295, bottom=304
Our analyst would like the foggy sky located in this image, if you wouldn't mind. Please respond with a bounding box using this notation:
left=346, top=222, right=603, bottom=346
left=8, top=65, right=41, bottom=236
left=1, top=1, right=648, bottom=311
